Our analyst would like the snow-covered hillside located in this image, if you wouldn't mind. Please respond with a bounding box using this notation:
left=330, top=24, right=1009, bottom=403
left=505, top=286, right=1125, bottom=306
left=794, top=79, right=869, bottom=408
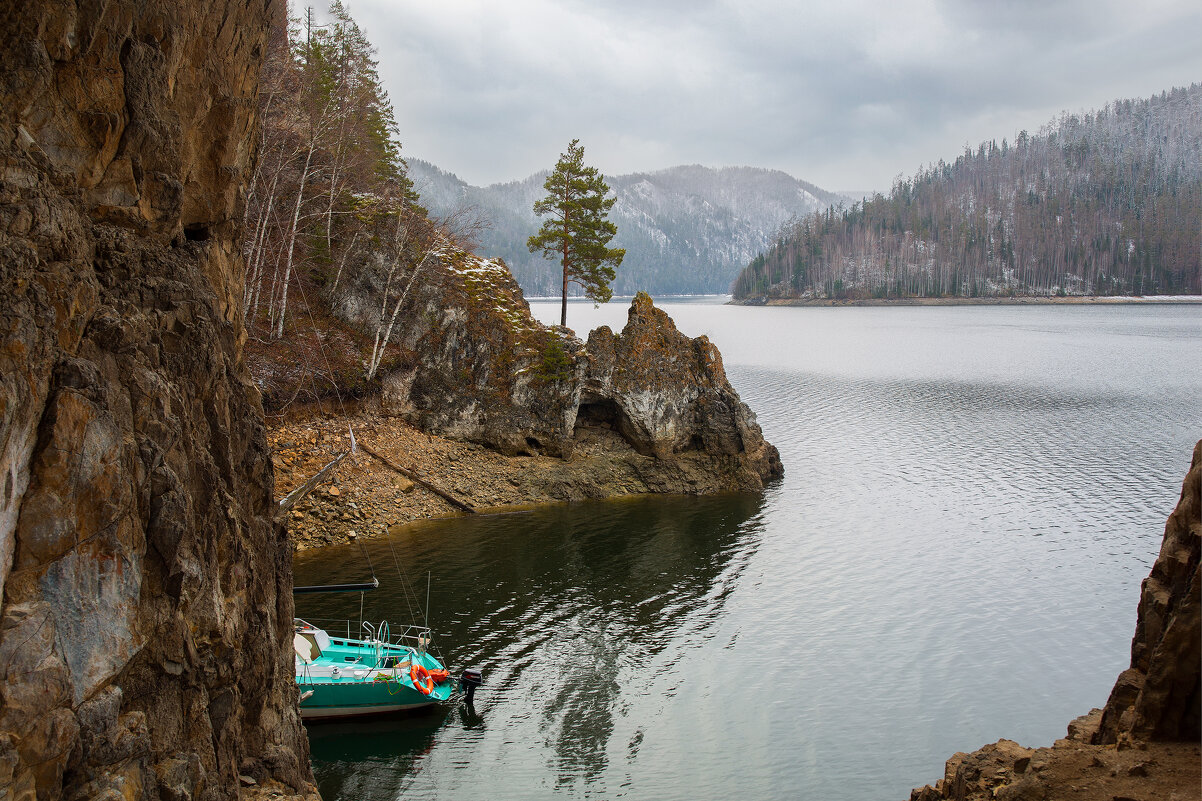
left=408, top=160, right=845, bottom=296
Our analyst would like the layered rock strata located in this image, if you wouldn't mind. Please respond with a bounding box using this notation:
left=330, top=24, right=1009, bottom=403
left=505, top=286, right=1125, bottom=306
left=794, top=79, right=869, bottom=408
left=335, top=237, right=781, bottom=490
left=0, top=1, right=314, bottom=799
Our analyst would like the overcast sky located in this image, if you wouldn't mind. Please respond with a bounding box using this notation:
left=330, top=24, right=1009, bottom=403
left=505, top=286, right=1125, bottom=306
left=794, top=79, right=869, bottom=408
left=334, top=0, right=1201, bottom=193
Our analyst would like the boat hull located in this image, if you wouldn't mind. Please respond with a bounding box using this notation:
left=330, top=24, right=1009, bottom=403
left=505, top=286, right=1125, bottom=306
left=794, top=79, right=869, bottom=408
left=297, top=676, right=451, bottom=720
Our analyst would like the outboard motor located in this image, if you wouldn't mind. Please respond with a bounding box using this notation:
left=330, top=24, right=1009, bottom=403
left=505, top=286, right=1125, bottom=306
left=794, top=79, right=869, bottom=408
left=460, top=668, right=483, bottom=705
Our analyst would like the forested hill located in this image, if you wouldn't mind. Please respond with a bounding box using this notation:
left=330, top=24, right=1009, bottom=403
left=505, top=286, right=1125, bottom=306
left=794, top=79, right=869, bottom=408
left=408, top=161, right=845, bottom=296
left=732, top=84, right=1202, bottom=301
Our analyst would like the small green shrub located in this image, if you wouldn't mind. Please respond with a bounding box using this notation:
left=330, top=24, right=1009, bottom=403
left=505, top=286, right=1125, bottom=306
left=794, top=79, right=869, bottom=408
left=538, top=337, right=573, bottom=383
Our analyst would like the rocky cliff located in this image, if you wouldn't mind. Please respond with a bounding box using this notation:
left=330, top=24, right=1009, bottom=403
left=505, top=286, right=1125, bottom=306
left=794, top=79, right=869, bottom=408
left=579, top=294, right=783, bottom=486
left=333, top=233, right=781, bottom=492
left=1094, top=439, right=1200, bottom=744
left=0, top=1, right=314, bottom=799
left=910, top=440, right=1201, bottom=801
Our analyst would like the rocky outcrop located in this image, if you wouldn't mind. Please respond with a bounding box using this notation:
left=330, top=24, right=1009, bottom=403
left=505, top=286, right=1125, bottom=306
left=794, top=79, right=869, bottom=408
left=910, top=710, right=1199, bottom=801
left=1094, top=439, right=1201, bottom=744
left=579, top=293, right=782, bottom=485
left=343, top=244, right=583, bottom=458
left=1, top=2, right=314, bottom=800
left=910, top=441, right=1202, bottom=801
left=336, top=235, right=781, bottom=490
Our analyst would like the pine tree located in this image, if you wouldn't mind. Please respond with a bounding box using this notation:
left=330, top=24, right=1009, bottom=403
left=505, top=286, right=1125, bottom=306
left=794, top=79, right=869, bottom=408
left=527, top=139, right=625, bottom=327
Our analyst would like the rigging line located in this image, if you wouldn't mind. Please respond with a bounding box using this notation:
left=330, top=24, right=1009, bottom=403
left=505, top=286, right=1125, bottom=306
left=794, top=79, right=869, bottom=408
left=385, top=539, right=445, bottom=666
left=383, top=530, right=418, bottom=622
left=356, top=537, right=376, bottom=582
left=292, top=263, right=350, bottom=420
left=305, top=365, right=322, bottom=413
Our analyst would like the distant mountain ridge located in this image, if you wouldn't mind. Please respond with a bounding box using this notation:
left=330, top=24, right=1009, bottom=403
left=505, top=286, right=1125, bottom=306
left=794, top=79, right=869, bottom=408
left=408, top=160, right=846, bottom=296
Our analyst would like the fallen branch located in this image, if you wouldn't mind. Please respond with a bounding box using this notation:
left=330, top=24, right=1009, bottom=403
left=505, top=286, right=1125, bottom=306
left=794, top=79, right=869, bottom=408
left=358, top=442, right=477, bottom=514
left=277, top=448, right=351, bottom=521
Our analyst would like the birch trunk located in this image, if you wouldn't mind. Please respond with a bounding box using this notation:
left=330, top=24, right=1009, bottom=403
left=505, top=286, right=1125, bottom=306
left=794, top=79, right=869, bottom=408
left=274, top=142, right=315, bottom=340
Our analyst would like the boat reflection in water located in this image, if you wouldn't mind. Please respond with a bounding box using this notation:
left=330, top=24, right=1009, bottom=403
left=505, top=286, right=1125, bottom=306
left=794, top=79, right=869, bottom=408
left=303, top=712, right=448, bottom=800
left=293, top=492, right=767, bottom=800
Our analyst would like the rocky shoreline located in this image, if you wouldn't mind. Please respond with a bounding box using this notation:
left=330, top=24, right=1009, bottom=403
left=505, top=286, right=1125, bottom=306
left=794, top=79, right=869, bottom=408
left=912, top=710, right=1199, bottom=801
left=272, top=289, right=784, bottom=551
left=272, top=411, right=771, bottom=550
left=910, top=440, right=1201, bottom=801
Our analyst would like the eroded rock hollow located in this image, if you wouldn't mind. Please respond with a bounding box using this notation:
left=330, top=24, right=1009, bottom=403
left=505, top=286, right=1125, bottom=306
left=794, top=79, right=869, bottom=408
left=0, top=1, right=314, bottom=798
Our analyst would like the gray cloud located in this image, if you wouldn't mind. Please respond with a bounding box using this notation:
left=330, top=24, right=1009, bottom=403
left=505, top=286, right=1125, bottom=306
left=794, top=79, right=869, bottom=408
left=344, top=0, right=1202, bottom=192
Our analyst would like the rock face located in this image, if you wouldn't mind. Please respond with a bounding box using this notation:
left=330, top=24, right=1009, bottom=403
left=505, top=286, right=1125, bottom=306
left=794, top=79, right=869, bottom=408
left=1094, top=438, right=1201, bottom=744
left=343, top=243, right=583, bottom=459
left=0, top=2, right=314, bottom=800
left=910, top=441, right=1202, bottom=800
left=579, top=293, right=782, bottom=486
left=336, top=236, right=781, bottom=490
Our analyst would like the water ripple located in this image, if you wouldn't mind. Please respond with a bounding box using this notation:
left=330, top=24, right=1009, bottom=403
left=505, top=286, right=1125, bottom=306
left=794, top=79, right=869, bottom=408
left=298, top=303, right=1201, bottom=801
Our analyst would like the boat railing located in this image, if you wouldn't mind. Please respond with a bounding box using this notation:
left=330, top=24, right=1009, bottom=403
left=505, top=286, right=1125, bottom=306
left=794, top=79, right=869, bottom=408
left=294, top=617, right=435, bottom=652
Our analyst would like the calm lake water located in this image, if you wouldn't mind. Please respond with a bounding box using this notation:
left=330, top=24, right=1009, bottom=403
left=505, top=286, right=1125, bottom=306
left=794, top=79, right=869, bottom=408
left=294, top=299, right=1201, bottom=801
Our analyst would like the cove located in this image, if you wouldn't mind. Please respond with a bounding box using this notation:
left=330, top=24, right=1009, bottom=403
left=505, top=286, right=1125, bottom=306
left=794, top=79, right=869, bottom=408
left=295, top=300, right=1201, bottom=801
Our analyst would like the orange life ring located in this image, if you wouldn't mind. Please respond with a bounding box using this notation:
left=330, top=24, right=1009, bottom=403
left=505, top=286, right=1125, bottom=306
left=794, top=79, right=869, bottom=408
left=410, top=664, right=434, bottom=695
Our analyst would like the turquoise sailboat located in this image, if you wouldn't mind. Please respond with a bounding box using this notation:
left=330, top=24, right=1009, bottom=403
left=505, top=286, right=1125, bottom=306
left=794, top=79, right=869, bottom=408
left=292, top=577, right=479, bottom=720
left=281, top=423, right=480, bottom=719
left=293, top=616, right=454, bottom=719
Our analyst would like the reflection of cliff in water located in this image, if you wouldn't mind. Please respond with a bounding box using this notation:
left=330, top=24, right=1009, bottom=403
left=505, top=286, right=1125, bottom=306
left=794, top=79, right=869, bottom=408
left=294, top=492, right=767, bottom=798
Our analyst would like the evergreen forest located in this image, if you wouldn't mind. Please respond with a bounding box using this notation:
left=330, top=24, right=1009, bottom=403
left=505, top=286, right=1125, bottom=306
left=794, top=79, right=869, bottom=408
left=732, top=85, right=1202, bottom=300
left=239, top=3, right=448, bottom=408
